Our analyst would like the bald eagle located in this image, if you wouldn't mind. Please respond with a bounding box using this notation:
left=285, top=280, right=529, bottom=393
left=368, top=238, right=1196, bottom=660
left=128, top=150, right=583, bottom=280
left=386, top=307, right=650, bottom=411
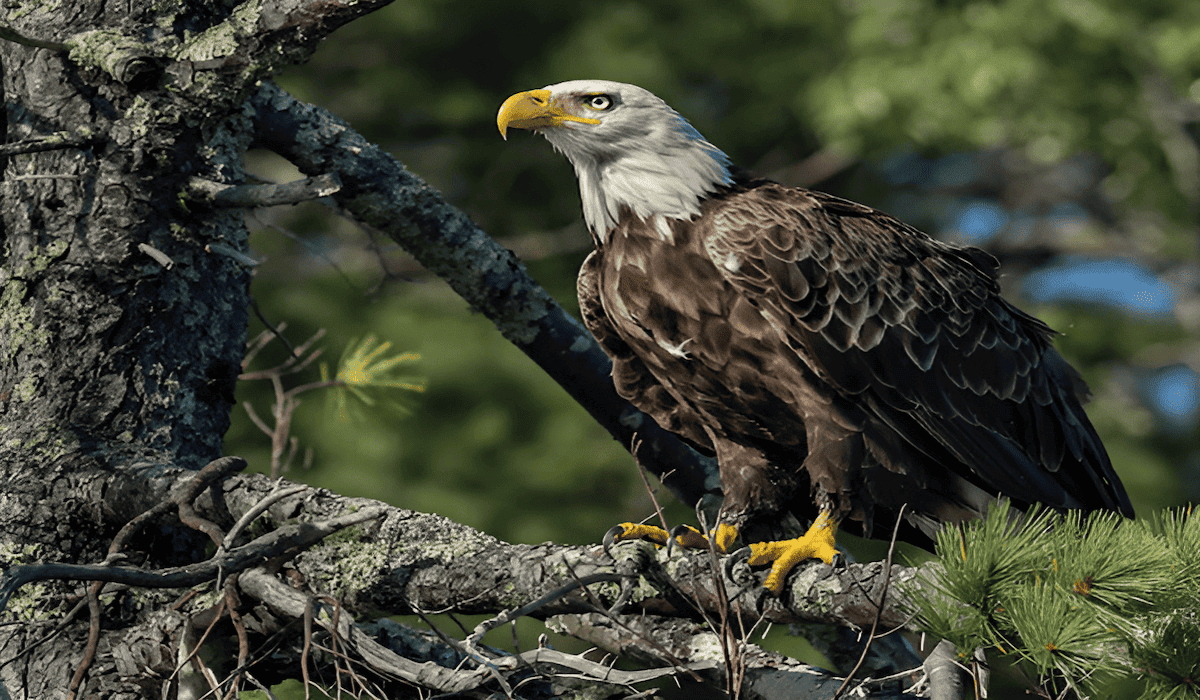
left=497, top=80, right=1132, bottom=593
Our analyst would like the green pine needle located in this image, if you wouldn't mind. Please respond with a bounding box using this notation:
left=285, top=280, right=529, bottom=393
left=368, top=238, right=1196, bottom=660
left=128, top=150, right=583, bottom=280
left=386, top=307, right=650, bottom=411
left=904, top=505, right=1200, bottom=698
left=999, top=582, right=1122, bottom=683
left=907, top=588, right=995, bottom=658
left=1129, top=611, right=1200, bottom=699
left=930, top=501, right=1055, bottom=610
left=1144, top=507, right=1200, bottom=609
left=325, top=335, right=425, bottom=422
left=1043, top=510, right=1167, bottom=618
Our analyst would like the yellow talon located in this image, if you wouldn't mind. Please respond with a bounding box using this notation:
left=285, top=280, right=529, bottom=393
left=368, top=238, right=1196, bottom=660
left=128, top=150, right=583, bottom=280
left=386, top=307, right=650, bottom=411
left=605, top=522, right=671, bottom=547
left=609, top=513, right=838, bottom=594
left=713, top=522, right=739, bottom=553
left=747, top=511, right=839, bottom=594
left=604, top=522, right=736, bottom=551
left=669, top=525, right=711, bottom=549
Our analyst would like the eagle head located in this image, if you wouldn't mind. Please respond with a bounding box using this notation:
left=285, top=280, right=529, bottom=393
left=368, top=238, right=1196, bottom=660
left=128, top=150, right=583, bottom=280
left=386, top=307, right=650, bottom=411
left=498, top=80, right=732, bottom=241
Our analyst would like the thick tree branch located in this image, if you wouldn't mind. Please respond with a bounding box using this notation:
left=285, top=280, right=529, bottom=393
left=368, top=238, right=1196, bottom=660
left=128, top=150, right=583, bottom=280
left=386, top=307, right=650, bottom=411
left=183, top=468, right=927, bottom=635
left=2, top=463, right=931, bottom=698
left=14, top=463, right=931, bottom=634
left=248, top=81, right=723, bottom=513
left=239, top=471, right=933, bottom=697
left=220, top=468, right=931, bottom=698
left=241, top=568, right=927, bottom=698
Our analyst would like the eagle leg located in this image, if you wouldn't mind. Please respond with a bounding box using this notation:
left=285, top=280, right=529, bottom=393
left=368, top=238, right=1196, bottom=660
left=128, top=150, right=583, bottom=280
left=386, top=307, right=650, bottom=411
left=745, top=510, right=839, bottom=594
left=602, top=521, right=739, bottom=553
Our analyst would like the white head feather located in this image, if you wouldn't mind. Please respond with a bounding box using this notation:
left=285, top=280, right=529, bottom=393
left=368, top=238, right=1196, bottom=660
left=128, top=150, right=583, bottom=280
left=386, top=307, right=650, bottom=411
left=531, top=80, right=732, bottom=242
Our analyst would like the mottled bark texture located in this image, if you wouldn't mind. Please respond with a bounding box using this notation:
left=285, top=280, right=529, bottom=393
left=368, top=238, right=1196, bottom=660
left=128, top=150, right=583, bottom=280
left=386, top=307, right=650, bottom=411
left=0, top=1, right=385, bottom=698
left=0, top=3, right=940, bottom=699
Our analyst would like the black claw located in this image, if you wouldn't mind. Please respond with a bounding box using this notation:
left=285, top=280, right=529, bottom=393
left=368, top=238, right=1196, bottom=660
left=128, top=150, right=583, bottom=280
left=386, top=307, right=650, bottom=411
left=602, top=525, right=626, bottom=558
left=668, top=524, right=703, bottom=556
left=723, top=545, right=753, bottom=582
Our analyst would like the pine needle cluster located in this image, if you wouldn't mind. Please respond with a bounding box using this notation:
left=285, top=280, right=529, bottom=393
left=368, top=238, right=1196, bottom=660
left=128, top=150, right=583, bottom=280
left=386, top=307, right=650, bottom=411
left=323, top=335, right=426, bottom=422
left=905, top=502, right=1200, bottom=698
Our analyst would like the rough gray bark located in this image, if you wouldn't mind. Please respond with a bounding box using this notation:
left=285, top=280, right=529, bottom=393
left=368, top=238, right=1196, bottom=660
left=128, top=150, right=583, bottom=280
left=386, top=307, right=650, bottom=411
left=923, top=641, right=972, bottom=700
left=0, top=2, right=952, bottom=699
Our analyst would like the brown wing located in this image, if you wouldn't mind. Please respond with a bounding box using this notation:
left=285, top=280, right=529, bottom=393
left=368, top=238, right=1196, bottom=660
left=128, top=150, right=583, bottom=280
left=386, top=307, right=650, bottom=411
left=703, top=183, right=1132, bottom=516
left=577, top=249, right=714, bottom=452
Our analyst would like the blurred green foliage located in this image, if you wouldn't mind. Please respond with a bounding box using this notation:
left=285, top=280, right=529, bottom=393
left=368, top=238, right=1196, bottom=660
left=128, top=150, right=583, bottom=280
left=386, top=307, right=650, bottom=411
left=228, top=1, right=1200, bottom=693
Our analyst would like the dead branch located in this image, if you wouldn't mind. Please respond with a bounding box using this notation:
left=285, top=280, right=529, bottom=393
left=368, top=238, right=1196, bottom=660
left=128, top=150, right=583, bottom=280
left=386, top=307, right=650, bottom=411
left=0, top=502, right=387, bottom=614
left=187, top=173, right=343, bottom=208
left=834, top=504, right=908, bottom=698
left=924, top=640, right=971, bottom=700
left=553, top=612, right=920, bottom=699
left=239, top=328, right=333, bottom=476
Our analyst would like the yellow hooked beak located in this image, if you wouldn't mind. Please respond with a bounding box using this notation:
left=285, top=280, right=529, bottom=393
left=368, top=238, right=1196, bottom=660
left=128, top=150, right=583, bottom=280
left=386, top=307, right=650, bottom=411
left=497, top=89, right=601, bottom=139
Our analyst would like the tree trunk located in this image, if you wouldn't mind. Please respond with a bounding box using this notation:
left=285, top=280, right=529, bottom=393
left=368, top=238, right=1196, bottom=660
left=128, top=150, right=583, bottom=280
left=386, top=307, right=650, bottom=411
left=0, top=5, right=252, bottom=697
left=0, top=1, right=378, bottom=696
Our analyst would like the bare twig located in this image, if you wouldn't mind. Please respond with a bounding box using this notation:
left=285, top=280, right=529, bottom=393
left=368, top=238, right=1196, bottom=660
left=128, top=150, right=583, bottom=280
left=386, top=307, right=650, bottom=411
left=630, top=436, right=670, bottom=534
left=221, top=482, right=310, bottom=551
left=301, top=596, right=315, bottom=699
left=187, top=173, right=342, bottom=208
left=206, top=242, right=262, bottom=267
left=0, top=130, right=95, bottom=156
left=243, top=323, right=286, bottom=369
left=137, top=242, right=174, bottom=269
left=0, top=24, right=69, bottom=51
left=693, top=505, right=747, bottom=700
left=239, top=328, right=335, bottom=476
left=465, top=573, right=625, bottom=652
left=241, top=401, right=273, bottom=435
left=64, top=571, right=101, bottom=700
left=221, top=577, right=250, bottom=700
left=832, top=504, right=908, bottom=699
left=0, top=505, right=388, bottom=614
left=238, top=328, right=325, bottom=381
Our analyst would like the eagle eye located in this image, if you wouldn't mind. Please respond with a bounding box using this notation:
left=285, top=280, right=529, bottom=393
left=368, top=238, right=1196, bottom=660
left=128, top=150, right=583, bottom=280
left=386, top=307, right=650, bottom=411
left=584, top=94, right=614, bottom=111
